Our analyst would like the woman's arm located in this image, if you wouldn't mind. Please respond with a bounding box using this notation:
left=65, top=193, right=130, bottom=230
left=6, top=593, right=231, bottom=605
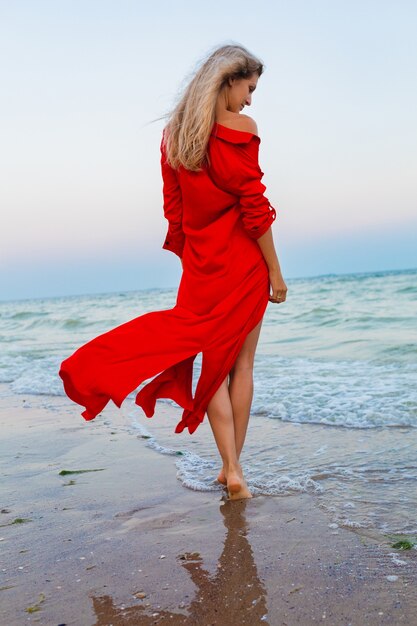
left=233, top=122, right=287, bottom=303
left=209, top=116, right=287, bottom=302
left=160, top=137, right=185, bottom=260
left=256, top=227, right=280, bottom=271
left=256, top=228, right=287, bottom=303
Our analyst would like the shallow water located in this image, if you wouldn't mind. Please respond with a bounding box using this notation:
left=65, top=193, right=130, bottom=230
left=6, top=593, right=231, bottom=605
left=1, top=267, right=416, bottom=533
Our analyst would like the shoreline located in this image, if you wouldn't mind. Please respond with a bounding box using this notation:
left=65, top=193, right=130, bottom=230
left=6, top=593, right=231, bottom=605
left=1, top=387, right=416, bottom=625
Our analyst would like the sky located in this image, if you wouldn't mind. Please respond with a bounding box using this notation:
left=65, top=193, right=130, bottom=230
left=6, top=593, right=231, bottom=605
left=1, top=0, right=416, bottom=300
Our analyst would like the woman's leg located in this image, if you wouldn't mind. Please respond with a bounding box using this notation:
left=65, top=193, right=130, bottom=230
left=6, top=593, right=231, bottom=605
left=216, top=319, right=263, bottom=485
left=206, top=375, right=252, bottom=499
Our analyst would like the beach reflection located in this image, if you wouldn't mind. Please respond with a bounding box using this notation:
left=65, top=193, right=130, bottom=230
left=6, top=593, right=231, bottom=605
left=92, top=498, right=269, bottom=625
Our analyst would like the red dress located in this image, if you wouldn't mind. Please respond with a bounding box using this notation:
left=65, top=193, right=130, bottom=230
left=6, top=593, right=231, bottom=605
left=59, top=122, right=276, bottom=434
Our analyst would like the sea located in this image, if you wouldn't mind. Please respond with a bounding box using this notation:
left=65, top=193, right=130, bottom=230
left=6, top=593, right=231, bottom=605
left=1, top=267, right=416, bottom=536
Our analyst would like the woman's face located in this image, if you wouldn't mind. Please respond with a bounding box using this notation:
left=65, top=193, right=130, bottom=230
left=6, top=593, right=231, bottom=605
left=226, top=73, right=259, bottom=113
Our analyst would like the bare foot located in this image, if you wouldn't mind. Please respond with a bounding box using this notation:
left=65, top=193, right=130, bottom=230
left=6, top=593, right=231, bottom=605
left=226, top=467, right=253, bottom=500
left=227, top=481, right=253, bottom=500
left=217, top=465, right=247, bottom=488
left=228, top=485, right=253, bottom=500
left=216, top=467, right=227, bottom=485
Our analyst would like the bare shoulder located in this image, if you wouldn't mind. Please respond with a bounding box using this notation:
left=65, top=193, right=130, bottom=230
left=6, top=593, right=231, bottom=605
left=236, top=114, right=258, bottom=135
left=216, top=114, right=258, bottom=136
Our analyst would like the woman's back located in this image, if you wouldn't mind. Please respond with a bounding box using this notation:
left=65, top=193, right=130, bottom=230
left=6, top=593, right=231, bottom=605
left=162, top=122, right=276, bottom=298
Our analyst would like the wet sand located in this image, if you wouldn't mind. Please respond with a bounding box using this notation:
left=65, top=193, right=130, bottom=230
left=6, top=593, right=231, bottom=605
left=1, top=387, right=416, bottom=625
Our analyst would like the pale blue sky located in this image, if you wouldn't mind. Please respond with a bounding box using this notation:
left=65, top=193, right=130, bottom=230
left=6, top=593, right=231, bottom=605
left=1, top=0, right=416, bottom=300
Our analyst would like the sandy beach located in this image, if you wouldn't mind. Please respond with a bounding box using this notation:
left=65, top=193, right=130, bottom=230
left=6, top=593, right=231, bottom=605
left=1, top=386, right=416, bottom=625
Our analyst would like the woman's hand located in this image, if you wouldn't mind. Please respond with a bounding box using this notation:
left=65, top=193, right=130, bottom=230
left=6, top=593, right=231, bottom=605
left=269, top=268, right=287, bottom=304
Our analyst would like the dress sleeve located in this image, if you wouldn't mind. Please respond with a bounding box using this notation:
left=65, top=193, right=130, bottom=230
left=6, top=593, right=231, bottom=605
left=209, top=135, right=277, bottom=239
left=160, top=137, right=185, bottom=259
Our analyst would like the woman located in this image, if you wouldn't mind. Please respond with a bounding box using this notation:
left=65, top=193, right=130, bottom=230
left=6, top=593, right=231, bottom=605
left=59, top=43, right=287, bottom=501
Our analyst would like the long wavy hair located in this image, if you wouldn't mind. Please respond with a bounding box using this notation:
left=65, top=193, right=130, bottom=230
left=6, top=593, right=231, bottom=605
left=163, top=44, right=264, bottom=172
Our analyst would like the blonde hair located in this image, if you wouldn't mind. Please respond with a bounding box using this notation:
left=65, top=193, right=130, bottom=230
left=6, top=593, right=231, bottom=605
left=163, top=44, right=264, bottom=172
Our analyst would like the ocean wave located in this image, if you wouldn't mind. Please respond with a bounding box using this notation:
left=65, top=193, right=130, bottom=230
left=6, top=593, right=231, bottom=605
left=1, top=351, right=415, bottom=429
left=130, top=415, right=322, bottom=495
left=253, top=356, right=417, bottom=429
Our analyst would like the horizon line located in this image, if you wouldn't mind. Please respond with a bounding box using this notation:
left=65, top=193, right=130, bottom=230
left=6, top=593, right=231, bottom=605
left=1, top=265, right=416, bottom=305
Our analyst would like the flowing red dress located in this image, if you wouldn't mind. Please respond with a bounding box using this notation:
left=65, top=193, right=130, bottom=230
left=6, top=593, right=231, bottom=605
left=59, top=122, right=276, bottom=434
